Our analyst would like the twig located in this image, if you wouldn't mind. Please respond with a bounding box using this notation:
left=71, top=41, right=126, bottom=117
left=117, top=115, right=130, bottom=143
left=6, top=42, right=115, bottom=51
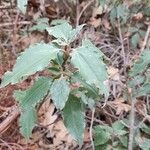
left=0, top=138, right=12, bottom=150
left=89, top=108, right=95, bottom=150
left=128, top=92, right=136, bottom=150
left=62, top=0, right=72, bottom=12
left=0, top=106, right=20, bottom=134
left=117, top=19, right=127, bottom=76
left=12, top=10, right=20, bottom=57
left=0, top=21, right=31, bottom=27
left=128, top=24, right=150, bottom=150
left=140, top=24, right=150, bottom=53
left=76, top=0, right=94, bottom=26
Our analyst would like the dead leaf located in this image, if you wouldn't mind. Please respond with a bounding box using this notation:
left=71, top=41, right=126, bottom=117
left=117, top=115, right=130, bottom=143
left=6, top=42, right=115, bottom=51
left=110, top=98, right=131, bottom=115
left=0, top=65, right=3, bottom=79
left=40, top=100, right=58, bottom=132
left=133, top=13, right=143, bottom=21
left=89, top=18, right=101, bottom=28
left=89, top=6, right=103, bottom=28
left=19, top=33, right=43, bottom=50
left=102, top=18, right=111, bottom=30
left=83, top=129, right=90, bottom=142
left=108, top=66, right=120, bottom=81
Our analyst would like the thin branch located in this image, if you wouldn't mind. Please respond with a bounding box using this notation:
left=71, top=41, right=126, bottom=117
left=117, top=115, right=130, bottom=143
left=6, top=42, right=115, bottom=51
left=140, top=24, right=150, bottom=53
left=117, top=19, right=127, bottom=76
left=76, top=0, right=94, bottom=26
left=89, top=108, right=95, bottom=150
left=0, top=21, right=31, bottom=27
left=0, top=106, right=20, bottom=134
left=128, top=90, right=136, bottom=150
left=12, top=10, right=20, bottom=57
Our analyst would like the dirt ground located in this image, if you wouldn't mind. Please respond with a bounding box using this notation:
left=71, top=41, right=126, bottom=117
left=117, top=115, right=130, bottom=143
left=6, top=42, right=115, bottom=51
left=0, top=0, right=149, bottom=150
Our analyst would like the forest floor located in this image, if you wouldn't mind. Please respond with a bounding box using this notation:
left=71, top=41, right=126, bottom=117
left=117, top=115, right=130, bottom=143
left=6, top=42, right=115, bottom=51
left=0, top=0, right=150, bottom=150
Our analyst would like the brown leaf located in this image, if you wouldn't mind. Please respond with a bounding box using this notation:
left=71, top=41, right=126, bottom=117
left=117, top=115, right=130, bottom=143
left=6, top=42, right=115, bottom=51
left=102, top=18, right=111, bottom=30
left=19, top=33, right=43, bottom=50
left=110, top=98, right=131, bottom=115
left=133, top=13, right=143, bottom=21
left=39, top=100, right=58, bottom=132
left=108, top=66, right=120, bottom=81
left=0, top=65, right=4, bottom=79
left=89, top=7, right=103, bottom=28
left=83, top=129, right=90, bottom=142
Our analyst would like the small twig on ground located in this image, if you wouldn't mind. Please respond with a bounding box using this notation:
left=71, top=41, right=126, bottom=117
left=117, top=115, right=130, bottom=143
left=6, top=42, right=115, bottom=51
left=0, top=21, right=31, bottom=27
left=128, top=24, right=150, bottom=150
left=128, top=90, right=136, bottom=150
left=62, top=0, right=72, bottom=12
left=140, top=24, right=150, bottom=53
left=0, top=138, right=12, bottom=150
left=0, top=106, right=20, bottom=134
left=89, top=108, right=95, bottom=150
left=12, top=10, right=20, bottom=57
left=117, top=19, right=127, bottom=76
left=76, top=0, right=94, bottom=26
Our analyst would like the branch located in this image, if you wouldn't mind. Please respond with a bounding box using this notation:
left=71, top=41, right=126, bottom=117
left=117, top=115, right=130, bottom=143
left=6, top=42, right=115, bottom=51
left=140, top=24, right=150, bottom=53
left=0, top=21, right=31, bottom=27
left=89, top=108, right=95, bottom=150
left=0, top=106, right=20, bottom=134
left=128, top=89, right=136, bottom=150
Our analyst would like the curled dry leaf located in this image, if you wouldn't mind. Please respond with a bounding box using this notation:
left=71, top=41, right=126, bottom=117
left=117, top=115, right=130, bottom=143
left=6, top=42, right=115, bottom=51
left=133, top=13, right=143, bottom=21
left=0, top=65, right=4, bottom=79
left=102, top=18, right=111, bottom=30
left=89, top=6, right=103, bottom=28
left=70, top=82, right=81, bottom=90
left=110, top=98, right=131, bottom=115
left=108, top=66, right=120, bottom=81
left=19, top=33, right=43, bottom=50
left=39, top=100, right=77, bottom=148
left=40, top=100, right=58, bottom=132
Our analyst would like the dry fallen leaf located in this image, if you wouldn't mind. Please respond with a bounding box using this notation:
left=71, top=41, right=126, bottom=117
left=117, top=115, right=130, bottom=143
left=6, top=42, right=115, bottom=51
left=133, top=13, right=143, bottom=21
left=0, top=65, right=3, bottom=79
left=110, top=98, right=131, bottom=115
left=89, top=6, right=103, bottom=28
left=38, top=100, right=77, bottom=148
left=108, top=66, right=120, bottom=81
left=19, top=33, right=43, bottom=50
left=102, top=18, right=111, bottom=30
left=40, top=100, right=58, bottom=132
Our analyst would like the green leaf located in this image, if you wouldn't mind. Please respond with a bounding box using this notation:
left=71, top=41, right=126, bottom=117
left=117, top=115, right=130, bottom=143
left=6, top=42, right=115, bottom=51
left=128, top=75, right=145, bottom=88
left=112, top=121, right=127, bottom=136
left=135, top=136, right=150, bottom=150
left=30, top=18, right=49, bottom=32
left=63, top=95, right=85, bottom=145
left=131, top=33, right=140, bottom=48
left=95, top=144, right=110, bottom=150
left=0, top=43, right=60, bottom=88
left=71, top=72, right=99, bottom=98
left=71, top=40, right=109, bottom=96
left=81, top=93, right=95, bottom=110
left=136, top=83, right=150, bottom=97
left=13, top=90, right=27, bottom=103
left=46, top=23, right=84, bottom=44
left=119, top=136, right=128, bottom=148
left=140, top=123, right=150, bottom=135
left=50, top=77, right=70, bottom=110
left=50, top=19, right=69, bottom=26
left=19, top=108, right=37, bottom=139
left=94, top=125, right=112, bottom=146
left=20, top=77, right=52, bottom=108
left=17, top=0, right=28, bottom=14
left=116, top=4, right=129, bottom=23
left=110, top=4, right=129, bottom=24
left=130, top=49, right=150, bottom=76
